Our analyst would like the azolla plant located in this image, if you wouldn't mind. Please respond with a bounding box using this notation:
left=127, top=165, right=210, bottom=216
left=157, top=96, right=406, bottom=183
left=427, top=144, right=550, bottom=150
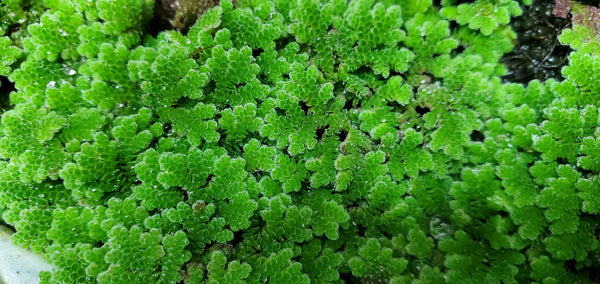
left=1, top=0, right=600, bottom=283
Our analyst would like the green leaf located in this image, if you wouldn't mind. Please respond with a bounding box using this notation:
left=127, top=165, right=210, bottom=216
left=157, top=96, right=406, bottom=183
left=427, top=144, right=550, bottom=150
left=406, top=229, right=435, bottom=260
left=272, top=154, right=308, bottom=193
left=577, top=177, right=600, bottom=214
left=536, top=165, right=581, bottom=234
left=578, top=136, right=600, bottom=172
left=430, top=109, right=481, bottom=158
left=441, top=1, right=521, bottom=36
left=348, top=238, right=408, bottom=278
left=543, top=220, right=599, bottom=261
left=160, top=231, right=192, bottom=283
left=260, top=194, right=313, bottom=242
left=219, top=103, right=263, bottom=141
left=254, top=249, right=310, bottom=284
left=157, top=152, right=188, bottom=188
left=23, top=8, right=84, bottom=61
left=222, top=190, right=258, bottom=231
left=243, top=139, right=276, bottom=172
left=0, top=36, right=22, bottom=75
left=300, top=240, right=344, bottom=282
left=310, top=193, right=349, bottom=240
left=379, top=76, right=413, bottom=105
left=97, top=0, right=148, bottom=35
left=207, top=251, right=252, bottom=283
left=99, top=225, right=165, bottom=283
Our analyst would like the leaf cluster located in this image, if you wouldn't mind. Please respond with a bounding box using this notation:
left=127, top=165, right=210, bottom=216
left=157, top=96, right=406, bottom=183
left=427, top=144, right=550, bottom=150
left=1, top=0, right=600, bottom=283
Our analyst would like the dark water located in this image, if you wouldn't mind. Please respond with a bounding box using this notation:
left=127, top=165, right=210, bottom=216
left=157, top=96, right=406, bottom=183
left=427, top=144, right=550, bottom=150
left=500, top=0, right=573, bottom=84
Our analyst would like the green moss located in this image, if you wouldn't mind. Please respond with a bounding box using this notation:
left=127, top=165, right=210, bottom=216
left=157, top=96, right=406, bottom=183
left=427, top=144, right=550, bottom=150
left=1, top=0, right=600, bottom=283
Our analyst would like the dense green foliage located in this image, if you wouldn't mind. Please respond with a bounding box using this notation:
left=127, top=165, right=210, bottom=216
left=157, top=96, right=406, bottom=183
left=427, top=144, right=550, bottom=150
left=1, top=0, right=600, bottom=282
